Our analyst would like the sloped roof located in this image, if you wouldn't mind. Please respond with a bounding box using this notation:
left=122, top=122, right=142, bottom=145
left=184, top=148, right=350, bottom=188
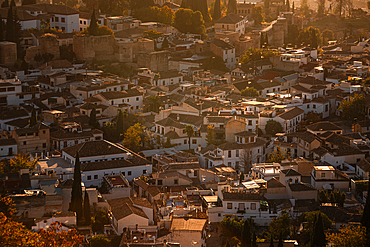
left=61, top=140, right=128, bottom=157
left=306, top=121, right=343, bottom=132
left=107, top=197, right=151, bottom=220
left=170, top=218, right=207, bottom=231
left=276, top=107, right=304, bottom=120
left=215, top=13, right=244, bottom=24
left=156, top=117, right=184, bottom=129
left=282, top=168, right=302, bottom=177
left=267, top=177, right=285, bottom=188
left=356, top=157, right=370, bottom=172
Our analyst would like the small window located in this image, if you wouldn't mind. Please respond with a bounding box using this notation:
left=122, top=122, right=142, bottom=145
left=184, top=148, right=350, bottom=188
left=87, top=175, right=91, bottom=180
left=55, top=17, right=59, bottom=22
left=228, top=150, right=232, bottom=158
left=227, top=203, right=232, bottom=209
left=94, top=175, right=98, bottom=179
left=42, top=143, right=46, bottom=148
left=158, top=179, right=163, bottom=185
left=192, top=139, right=197, bottom=144
left=128, top=171, right=132, bottom=176
left=321, top=173, right=325, bottom=178
left=23, top=141, right=26, bottom=145
left=143, top=169, right=147, bottom=174
left=251, top=203, right=256, bottom=210
left=174, top=179, right=178, bottom=185
left=61, top=17, right=65, bottom=23
left=136, top=97, right=139, bottom=101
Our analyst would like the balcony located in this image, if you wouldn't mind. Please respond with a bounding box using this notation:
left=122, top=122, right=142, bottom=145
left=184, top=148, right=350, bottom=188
left=237, top=209, right=246, bottom=214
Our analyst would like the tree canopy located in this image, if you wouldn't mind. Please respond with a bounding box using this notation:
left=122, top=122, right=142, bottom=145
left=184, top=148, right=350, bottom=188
left=252, top=6, right=264, bottom=25
left=268, top=146, right=291, bottom=163
left=265, top=120, right=283, bottom=136
left=339, top=93, right=365, bottom=121
left=69, top=152, right=83, bottom=225
left=174, top=8, right=206, bottom=37
left=239, top=48, right=278, bottom=64
left=241, top=87, right=259, bottom=97
left=327, top=225, right=368, bottom=247
left=123, top=123, right=145, bottom=152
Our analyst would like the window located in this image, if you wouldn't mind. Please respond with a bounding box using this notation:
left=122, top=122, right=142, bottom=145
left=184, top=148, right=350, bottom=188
left=192, top=139, right=197, bottom=144
left=228, top=150, right=232, bottom=158
left=184, top=139, right=187, bottom=144
left=7, top=87, right=15, bottom=91
left=158, top=179, right=163, bottom=185
left=127, top=99, right=129, bottom=102
left=307, top=105, right=310, bottom=109
left=84, top=21, right=86, bottom=24
left=174, top=179, right=178, bottom=185
left=136, top=97, right=139, bottom=101
left=236, top=150, right=239, bottom=157
left=248, top=120, right=252, bottom=125
left=238, top=203, right=245, bottom=210
left=321, top=173, right=325, bottom=178
left=143, top=169, right=147, bottom=174
left=94, top=175, right=98, bottom=179
left=227, top=203, right=232, bottom=209
left=251, top=203, right=256, bottom=210
left=61, top=17, right=65, bottom=23
left=80, top=20, right=82, bottom=24
left=313, top=104, right=316, bottom=109
left=19, top=94, right=24, bottom=99
left=55, top=17, right=59, bottom=22
left=228, top=162, right=231, bottom=167
left=23, top=141, right=26, bottom=145
left=87, top=175, right=91, bottom=180
left=122, top=172, right=125, bottom=176
left=42, top=143, right=46, bottom=148
left=0, top=88, right=6, bottom=92
left=128, top=171, right=132, bottom=176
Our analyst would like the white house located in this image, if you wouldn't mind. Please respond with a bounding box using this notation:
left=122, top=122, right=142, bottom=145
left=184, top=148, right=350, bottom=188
left=0, top=138, right=17, bottom=159
left=274, top=107, right=305, bottom=133
left=107, top=197, right=154, bottom=235
left=311, top=166, right=350, bottom=191
left=92, top=89, right=144, bottom=113
left=214, top=13, right=245, bottom=36
left=168, top=218, right=208, bottom=247
left=61, top=140, right=152, bottom=186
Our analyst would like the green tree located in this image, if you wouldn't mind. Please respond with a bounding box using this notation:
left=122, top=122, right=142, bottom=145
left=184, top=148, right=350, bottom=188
left=239, top=171, right=244, bottom=184
left=241, top=218, right=252, bottom=247
left=90, top=235, right=111, bottom=246
left=241, top=87, right=259, bottom=97
left=162, top=37, right=169, bottom=49
left=69, top=152, right=83, bottom=225
left=301, top=0, right=310, bottom=17
left=185, top=124, right=195, bottom=150
left=239, top=47, right=278, bottom=64
left=287, top=24, right=300, bottom=46
left=227, top=0, right=237, bottom=14
left=83, top=191, right=91, bottom=226
left=269, top=210, right=290, bottom=240
left=213, top=0, right=221, bottom=21
left=147, top=95, right=162, bottom=113
left=174, top=8, right=205, bottom=37
left=292, top=1, right=294, bottom=12
left=92, top=210, right=109, bottom=233
left=339, top=93, right=365, bottom=122
left=116, top=110, right=124, bottom=135
left=1, top=153, right=39, bottom=173
left=327, top=225, right=367, bottom=247
left=278, top=231, right=283, bottom=247
left=286, top=0, right=290, bottom=11
left=311, top=213, right=326, bottom=247
left=6, top=3, right=14, bottom=42
left=123, top=123, right=145, bottom=152
left=89, top=8, right=99, bottom=36
left=269, top=234, right=274, bottom=247
left=202, top=55, right=228, bottom=72
left=252, top=6, right=264, bottom=25
left=252, top=230, right=257, bottom=247
left=317, top=0, right=325, bottom=17
left=206, top=125, right=216, bottom=146
left=268, top=146, right=290, bottom=163
left=1, top=0, right=9, bottom=7
left=220, top=217, right=244, bottom=239
left=302, top=211, right=332, bottom=241
left=89, top=107, right=99, bottom=129
left=29, top=108, right=37, bottom=127
left=265, top=120, right=283, bottom=136
left=361, top=177, right=370, bottom=237
left=322, top=29, right=335, bottom=45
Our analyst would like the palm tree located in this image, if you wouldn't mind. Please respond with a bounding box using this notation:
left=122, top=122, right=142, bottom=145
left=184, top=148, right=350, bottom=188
left=185, top=124, right=194, bottom=150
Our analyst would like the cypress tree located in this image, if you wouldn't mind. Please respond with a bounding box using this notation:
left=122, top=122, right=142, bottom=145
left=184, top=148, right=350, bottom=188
left=6, top=2, right=14, bottom=42
left=116, top=110, right=124, bottom=134
left=10, top=0, right=15, bottom=6
left=213, top=0, right=221, bottom=21
left=269, top=234, right=274, bottom=247
left=227, top=0, right=237, bottom=14
left=29, top=108, right=37, bottom=127
left=89, top=8, right=99, bottom=36
left=292, top=1, right=294, bottom=13
left=0, top=18, right=3, bottom=41
left=89, top=107, right=98, bottom=128
left=199, top=0, right=211, bottom=23
left=286, top=0, right=290, bottom=11
left=1, top=0, right=9, bottom=8
left=241, top=218, right=252, bottom=247
left=278, top=231, right=283, bottom=247
left=69, top=152, right=83, bottom=225
left=265, top=33, right=269, bottom=46
left=361, top=181, right=370, bottom=237
left=240, top=171, right=244, bottom=184
left=252, top=230, right=257, bottom=247
left=311, top=213, right=326, bottom=247
left=83, top=191, right=91, bottom=225
left=260, top=32, right=264, bottom=48
left=180, top=0, right=187, bottom=8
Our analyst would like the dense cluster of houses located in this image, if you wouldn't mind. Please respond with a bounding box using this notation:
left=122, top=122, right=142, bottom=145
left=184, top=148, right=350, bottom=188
left=1, top=1, right=370, bottom=246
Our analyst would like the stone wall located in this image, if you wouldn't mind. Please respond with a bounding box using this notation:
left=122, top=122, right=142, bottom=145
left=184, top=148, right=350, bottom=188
left=0, top=41, right=17, bottom=66
left=136, top=51, right=169, bottom=72
left=25, top=34, right=60, bottom=66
